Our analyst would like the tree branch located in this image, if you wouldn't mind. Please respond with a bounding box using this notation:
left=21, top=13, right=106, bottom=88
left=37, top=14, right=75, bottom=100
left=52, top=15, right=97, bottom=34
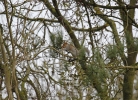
left=43, top=0, right=81, bottom=49
left=94, top=7, right=127, bottom=65
left=75, top=0, right=138, bottom=10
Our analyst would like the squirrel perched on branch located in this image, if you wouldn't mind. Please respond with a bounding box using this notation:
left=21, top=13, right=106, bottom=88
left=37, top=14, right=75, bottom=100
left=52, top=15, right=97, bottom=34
left=62, top=42, right=79, bottom=58
left=61, top=42, right=90, bottom=61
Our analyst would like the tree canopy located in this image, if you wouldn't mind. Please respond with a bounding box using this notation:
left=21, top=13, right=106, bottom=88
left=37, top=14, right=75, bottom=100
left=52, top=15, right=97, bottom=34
left=0, top=0, right=138, bottom=100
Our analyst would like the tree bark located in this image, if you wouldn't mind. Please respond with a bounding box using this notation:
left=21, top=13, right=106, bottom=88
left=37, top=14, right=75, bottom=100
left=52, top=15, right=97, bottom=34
left=117, top=0, right=137, bottom=100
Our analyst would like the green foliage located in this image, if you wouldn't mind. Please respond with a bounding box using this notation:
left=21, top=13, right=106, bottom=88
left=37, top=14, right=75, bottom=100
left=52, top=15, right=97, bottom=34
left=87, top=63, right=109, bottom=84
left=118, top=43, right=125, bottom=55
left=78, top=46, right=88, bottom=70
left=81, top=49, right=109, bottom=86
left=93, top=48, right=105, bottom=66
left=106, top=45, right=118, bottom=60
left=50, top=31, right=63, bottom=49
left=49, top=31, right=63, bottom=58
left=106, top=44, right=124, bottom=63
left=78, top=47, right=86, bottom=60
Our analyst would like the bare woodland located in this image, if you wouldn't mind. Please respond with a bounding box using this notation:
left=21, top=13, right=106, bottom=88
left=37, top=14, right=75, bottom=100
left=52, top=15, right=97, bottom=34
left=0, top=0, right=138, bottom=100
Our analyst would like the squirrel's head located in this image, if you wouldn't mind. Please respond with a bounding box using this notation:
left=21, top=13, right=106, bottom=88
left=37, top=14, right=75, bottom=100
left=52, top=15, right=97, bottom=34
left=61, top=42, right=68, bottom=48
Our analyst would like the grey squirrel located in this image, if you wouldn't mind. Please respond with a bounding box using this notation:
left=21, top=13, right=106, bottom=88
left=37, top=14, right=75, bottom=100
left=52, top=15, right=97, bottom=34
left=62, top=42, right=79, bottom=58
left=62, top=42, right=90, bottom=58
